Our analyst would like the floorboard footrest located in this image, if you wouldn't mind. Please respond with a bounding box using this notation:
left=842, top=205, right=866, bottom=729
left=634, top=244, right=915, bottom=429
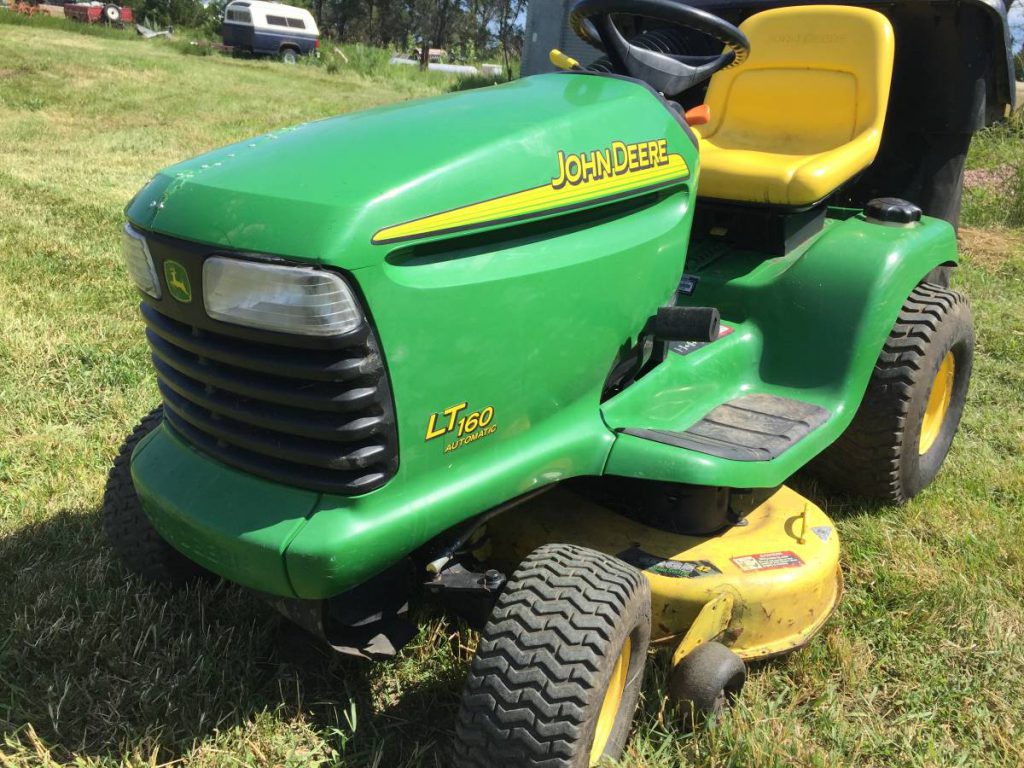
left=622, top=393, right=830, bottom=461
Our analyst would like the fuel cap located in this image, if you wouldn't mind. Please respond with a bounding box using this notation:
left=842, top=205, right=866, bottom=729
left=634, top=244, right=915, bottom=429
left=865, top=197, right=922, bottom=226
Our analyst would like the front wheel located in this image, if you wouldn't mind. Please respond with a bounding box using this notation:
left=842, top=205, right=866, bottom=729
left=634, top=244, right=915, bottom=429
left=669, top=641, right=746, bottom=728
left=813, top=283, right=973, bottom=503
left=454, top=544, right=651, bottom=767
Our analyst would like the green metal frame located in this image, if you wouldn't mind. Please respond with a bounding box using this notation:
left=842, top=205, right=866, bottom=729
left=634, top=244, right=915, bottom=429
left=603, top=211, right=959, bottom=486
left=126, top=73, right=958, bottom=600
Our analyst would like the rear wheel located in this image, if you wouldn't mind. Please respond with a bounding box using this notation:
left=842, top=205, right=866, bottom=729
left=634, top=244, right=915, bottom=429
left=102, top=407, right=208, bottom=584
left=454, top=543, right=651, bottom=767
left=280, top=48, right=298, bottom=64
left=813, top=283, right=973, bottom=503
left=101, top=4, right=120, bottom=24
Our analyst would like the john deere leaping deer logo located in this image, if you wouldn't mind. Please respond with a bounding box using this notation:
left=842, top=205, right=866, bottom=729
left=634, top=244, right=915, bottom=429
left=163, top=260, right=192, bottom=303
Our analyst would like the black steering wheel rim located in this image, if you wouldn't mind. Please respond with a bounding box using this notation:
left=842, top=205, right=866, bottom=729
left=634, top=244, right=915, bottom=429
left=569, top=0, right=749, bottom=96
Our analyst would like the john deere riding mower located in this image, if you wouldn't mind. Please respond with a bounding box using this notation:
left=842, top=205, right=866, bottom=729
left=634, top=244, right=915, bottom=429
left=104, top=0, right=1014, bottom=763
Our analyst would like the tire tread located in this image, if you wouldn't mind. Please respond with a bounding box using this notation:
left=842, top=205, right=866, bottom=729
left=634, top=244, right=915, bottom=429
left=453, top=544, right=649, bottom=768
left=102, top=407, right=206, bottom=583
left=812, top=283, right=969, bottom=503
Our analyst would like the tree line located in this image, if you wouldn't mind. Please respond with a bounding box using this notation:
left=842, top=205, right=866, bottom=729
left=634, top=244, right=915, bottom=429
left=134, top=0, right=527, bottom=64
left=317, top=0, right=525, bottom=61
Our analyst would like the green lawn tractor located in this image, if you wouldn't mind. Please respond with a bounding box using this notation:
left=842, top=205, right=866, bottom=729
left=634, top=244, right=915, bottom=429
left=105, top=0, right=1015, bottom=764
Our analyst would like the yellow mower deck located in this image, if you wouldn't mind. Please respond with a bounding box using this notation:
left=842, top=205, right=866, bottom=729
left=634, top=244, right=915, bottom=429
left=486, top=485, right=841, bottom=661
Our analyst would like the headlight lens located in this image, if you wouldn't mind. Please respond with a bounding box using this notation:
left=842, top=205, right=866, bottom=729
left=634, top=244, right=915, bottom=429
left=203, top=257, right=363, bottom=336
left=121, top=223, right=161, bottom=299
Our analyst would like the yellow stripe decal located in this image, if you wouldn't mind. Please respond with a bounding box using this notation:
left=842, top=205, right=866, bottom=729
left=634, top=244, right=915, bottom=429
left=372, top=139, right=689, bottom=245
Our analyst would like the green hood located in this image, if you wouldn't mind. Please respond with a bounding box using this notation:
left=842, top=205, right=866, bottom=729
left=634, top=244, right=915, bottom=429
left=126, top=73, right=693, bottom=270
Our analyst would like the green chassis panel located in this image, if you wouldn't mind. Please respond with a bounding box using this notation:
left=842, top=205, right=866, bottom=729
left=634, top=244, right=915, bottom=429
left=601, top=211, right=959, bottom=487
left=126, top=73, right=700, bottom=544
left=286, top=395, right=612, bottom=598
left=131, top=398, right=612, bottom=599
left=122, top=72, right=958, bottom=602
left=128, top=209, right=956, bottom=601
left=124, top=73, right=695, bottom=265
left=131, top=424, right=318, bottom=596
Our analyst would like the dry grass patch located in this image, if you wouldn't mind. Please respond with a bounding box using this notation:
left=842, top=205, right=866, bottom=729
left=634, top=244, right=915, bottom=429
left=959, top=226, right=1024, bottom=271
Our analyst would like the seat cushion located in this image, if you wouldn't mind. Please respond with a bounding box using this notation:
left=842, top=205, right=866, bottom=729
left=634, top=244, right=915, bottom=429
left=706, top=69, right=858, bottom=155
left=698, top=130, right=882, bottom=206
left=696, top=5, right=894, bottom=206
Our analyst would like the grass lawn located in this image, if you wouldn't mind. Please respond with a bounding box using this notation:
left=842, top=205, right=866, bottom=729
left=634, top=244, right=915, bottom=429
left=1, top=18, right=1023, bottom=768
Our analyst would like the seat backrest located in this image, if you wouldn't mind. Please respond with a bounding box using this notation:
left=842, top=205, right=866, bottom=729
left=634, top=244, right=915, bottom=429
left=701, top=6, right=895, bottom=156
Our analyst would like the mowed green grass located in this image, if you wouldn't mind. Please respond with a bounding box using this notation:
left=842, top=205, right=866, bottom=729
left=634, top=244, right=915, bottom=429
left=1, top=19, right=1023, bottom=768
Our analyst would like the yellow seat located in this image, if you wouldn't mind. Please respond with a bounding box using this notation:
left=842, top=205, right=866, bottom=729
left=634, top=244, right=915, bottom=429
left=696, top=6, right=895, bottom=207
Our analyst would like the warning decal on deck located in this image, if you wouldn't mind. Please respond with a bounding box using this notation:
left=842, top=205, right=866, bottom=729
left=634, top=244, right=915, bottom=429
left=618, top=548, right=722, bottom=578
left=731, top=551, right=804, bottom=572
left=811, top=525, right=833, bottom=542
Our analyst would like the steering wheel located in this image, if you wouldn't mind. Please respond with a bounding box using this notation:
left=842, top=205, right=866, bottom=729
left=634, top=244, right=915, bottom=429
left=570, top=0, right=750, bottom=96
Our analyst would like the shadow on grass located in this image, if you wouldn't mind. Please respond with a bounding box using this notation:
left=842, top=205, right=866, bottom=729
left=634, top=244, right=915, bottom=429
left=788, top=470, right=888, bottom=520
left=0, top=478, right=880, bottom=763
left=0, top=508, right=463, bottom=765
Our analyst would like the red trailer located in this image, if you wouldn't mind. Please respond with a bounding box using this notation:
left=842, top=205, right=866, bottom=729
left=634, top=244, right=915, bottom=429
left=64, top=2, right=134, bottom=25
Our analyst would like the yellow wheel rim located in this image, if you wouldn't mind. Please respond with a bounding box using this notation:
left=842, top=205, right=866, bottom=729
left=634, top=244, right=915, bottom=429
left=589, top=638, right=631, bottom=766
left=919, top=351, right=955, bottom=455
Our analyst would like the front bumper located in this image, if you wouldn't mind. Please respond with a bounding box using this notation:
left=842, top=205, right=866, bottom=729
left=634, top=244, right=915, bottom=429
left=131, top=424, right=319, bottom=597
left=132, top=403, right=612, bottom=600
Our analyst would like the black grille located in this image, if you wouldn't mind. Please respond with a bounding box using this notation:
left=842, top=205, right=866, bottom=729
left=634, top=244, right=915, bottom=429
left=142, top=302, right=399, bottom=495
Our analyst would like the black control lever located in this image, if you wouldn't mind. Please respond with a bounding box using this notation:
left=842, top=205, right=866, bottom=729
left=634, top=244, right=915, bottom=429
left=651, top=305, right=721, bottom=343
left=607, top=306, right=725, bottom=396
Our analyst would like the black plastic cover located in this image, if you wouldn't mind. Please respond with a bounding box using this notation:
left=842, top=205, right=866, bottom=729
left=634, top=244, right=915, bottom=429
left=654, top=305, right=721, bottom=342
left=865, top=197, right=923, bottom=225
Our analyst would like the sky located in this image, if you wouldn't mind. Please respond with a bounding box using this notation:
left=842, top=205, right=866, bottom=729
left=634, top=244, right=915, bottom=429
left=1011, top=0, right=1023, bottom=51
